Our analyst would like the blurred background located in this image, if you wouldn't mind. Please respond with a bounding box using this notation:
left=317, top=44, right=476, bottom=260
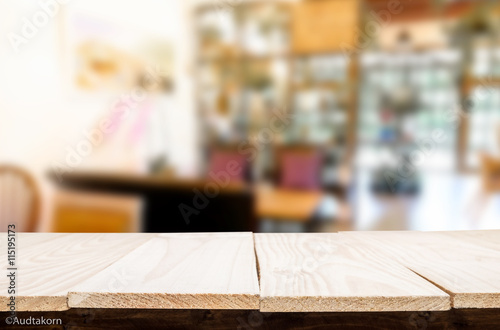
left=1, top=0, right=500, bottom=233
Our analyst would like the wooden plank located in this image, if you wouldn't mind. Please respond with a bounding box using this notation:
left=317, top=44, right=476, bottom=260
left=438, top=230, right=500, bottom=252
left=254, top=233, right=450, bottom=312
left=340, top=231, right=500, bottom=308
left=68, top=232, right=259, bottom=310
left=0, top=233, right=154, bottom=311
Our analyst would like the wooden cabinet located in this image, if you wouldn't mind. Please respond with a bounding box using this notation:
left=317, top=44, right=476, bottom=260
left=291, top=0, right=360, bottom=54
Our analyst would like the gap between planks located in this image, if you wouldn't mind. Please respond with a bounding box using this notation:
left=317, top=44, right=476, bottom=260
left=0, top=233, right=156, bottom=312
left=339, top=230, right=500, bottom=309
left=254, top=233, right=451, bottom=312
left=68, top=233, right=260, bottom=310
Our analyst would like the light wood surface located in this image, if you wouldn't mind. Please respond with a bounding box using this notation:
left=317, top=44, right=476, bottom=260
left=340, top=231, right=500, bottom=308
left=254, top=233, right=450, bottom=312
left=68, top=232, right=259, bottom=310
left=439, top=230, right=500, bottom=251
left=0, top=233, right=154, bottom=311
left=5, top=231, right=500, bottom=312
left=255, top=188, right=323, bottom=222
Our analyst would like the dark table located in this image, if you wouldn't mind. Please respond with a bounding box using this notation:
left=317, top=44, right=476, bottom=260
left=49, top=171, right=256, bottom=232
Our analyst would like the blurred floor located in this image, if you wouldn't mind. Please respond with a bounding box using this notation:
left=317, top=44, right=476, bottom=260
left=355, top=170, right=500, bottom=231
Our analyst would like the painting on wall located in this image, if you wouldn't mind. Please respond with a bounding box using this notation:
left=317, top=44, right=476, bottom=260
left=60, top=7, right=174, bottom=94
left=57, top=6, right=175, bottom=173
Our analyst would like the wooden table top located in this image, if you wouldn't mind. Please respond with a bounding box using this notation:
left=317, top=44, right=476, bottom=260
left=2, top=230, right=500, bottom=312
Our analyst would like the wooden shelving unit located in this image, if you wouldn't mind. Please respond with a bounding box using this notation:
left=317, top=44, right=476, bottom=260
left=192, top=0, right=500, bottom=185
left=193, top=0, right=361, bottom=188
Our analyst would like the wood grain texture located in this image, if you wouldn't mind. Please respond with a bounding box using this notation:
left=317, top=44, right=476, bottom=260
left=340, top=231, right=500, bottom=308
left=254, top=233, right=450, bottom=312
left=0, top=233, right=154, bottom=311
left=438, top=230, right=500, bottom=252
left=3, top=231, right=499, bottom=313
left=68, top=232, right=259, bottom=310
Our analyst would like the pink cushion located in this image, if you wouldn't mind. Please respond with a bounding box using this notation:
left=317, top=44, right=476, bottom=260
left=280, top=152, right=321, bottom=190
left=208, top=151, right=247, bottom=183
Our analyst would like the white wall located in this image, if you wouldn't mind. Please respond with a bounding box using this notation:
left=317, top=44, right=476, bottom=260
left=0, top=0, right=197, bottom=229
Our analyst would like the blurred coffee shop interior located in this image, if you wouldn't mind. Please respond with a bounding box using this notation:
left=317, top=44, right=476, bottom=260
left=2, top=0, right=500, bottom=233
